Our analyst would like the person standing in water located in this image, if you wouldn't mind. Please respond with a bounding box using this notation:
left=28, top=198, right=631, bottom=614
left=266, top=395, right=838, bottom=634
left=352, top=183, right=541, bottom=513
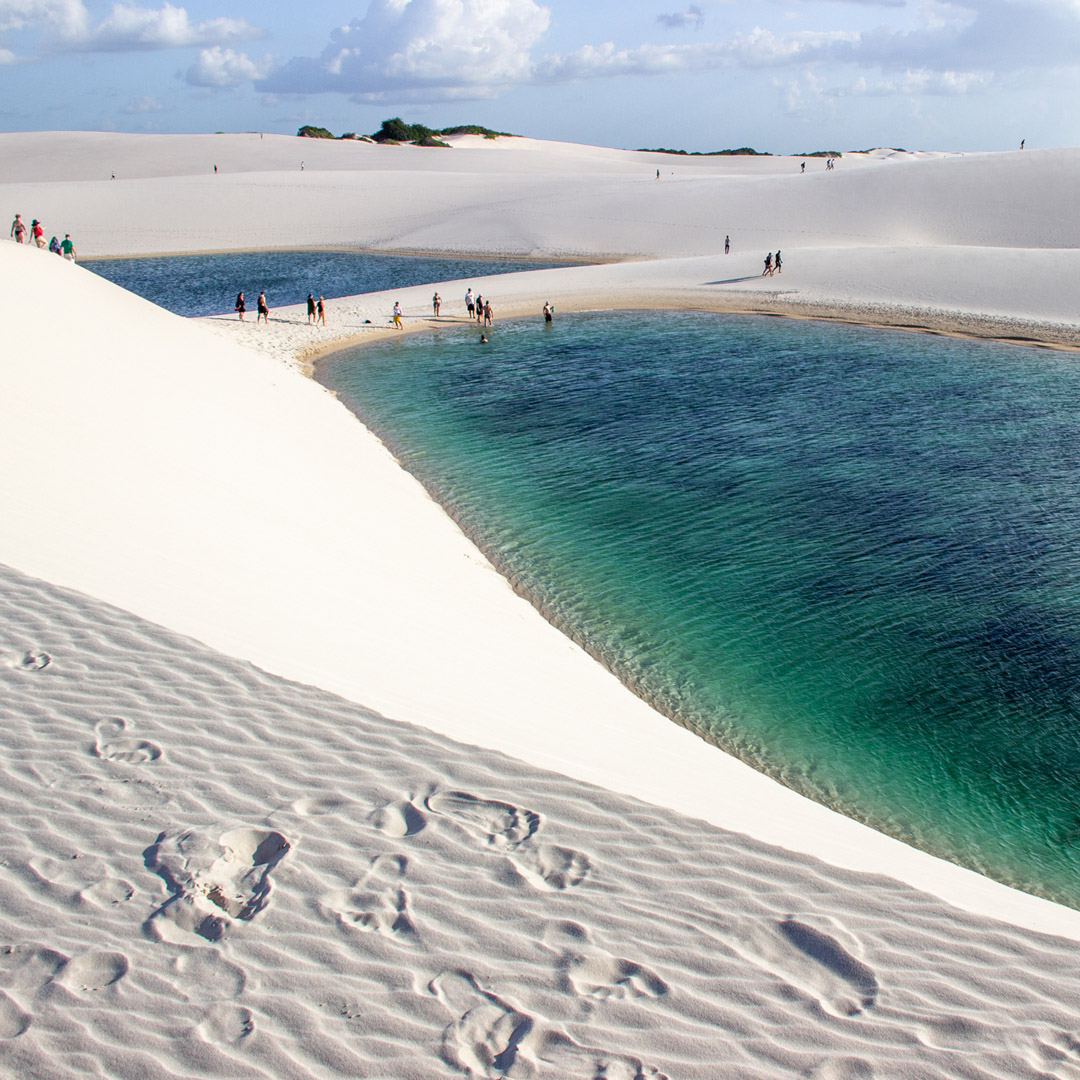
left=257, top=291, right=269, bottom=323
left=483, top=299, right=493, bottom=326
left=543, top=301, right=554, bottom=323
left=475, top=295, right=484, bottom=323
left=235, top=291, right=246, bottom=320
left=465, top=287, right=475, bottom=318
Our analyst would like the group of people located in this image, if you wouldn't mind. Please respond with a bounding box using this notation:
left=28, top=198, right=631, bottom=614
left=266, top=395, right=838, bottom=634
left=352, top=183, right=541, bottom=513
left=10, top=213, right=76, bottom=259
left=763, top=250, right=783, bottom=276
left=463, top=288, right=494, bottom=326
left=233, top=290, right=325, bottom=324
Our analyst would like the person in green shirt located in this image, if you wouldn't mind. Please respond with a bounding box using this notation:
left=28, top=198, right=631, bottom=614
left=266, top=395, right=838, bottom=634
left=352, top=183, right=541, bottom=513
left=60, top=234, right=76, bottom=261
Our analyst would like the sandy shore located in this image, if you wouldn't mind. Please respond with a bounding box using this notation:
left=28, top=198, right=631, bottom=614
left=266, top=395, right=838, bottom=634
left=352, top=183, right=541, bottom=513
left=3, top=131, right=1080, bottom=1078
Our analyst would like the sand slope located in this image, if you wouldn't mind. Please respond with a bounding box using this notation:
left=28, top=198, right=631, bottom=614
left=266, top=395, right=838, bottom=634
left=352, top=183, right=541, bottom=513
left=5, top=560, right=1080, bottom=1080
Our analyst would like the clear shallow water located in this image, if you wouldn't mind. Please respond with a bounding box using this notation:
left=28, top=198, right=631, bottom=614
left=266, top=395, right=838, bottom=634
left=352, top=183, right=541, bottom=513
left=85, top=250, right=569, bottom=317
left=320, top=311, right=1080, bottom=907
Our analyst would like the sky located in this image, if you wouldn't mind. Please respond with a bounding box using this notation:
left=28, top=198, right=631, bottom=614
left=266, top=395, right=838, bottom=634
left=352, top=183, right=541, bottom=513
left=1, top=0, right=1077, bottom=153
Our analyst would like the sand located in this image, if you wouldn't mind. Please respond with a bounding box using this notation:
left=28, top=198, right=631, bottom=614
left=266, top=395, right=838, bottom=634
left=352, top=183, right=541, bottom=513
left=2, top=131, right=1080, bottom=1079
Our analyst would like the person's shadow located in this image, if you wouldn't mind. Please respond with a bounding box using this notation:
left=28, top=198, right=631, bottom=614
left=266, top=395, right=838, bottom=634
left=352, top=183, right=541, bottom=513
left=704, top=276, right=761, bottom=285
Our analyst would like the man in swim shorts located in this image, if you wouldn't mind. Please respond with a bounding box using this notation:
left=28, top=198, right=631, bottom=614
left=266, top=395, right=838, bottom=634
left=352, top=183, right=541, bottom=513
left=257, top=291, right=269, bottom=323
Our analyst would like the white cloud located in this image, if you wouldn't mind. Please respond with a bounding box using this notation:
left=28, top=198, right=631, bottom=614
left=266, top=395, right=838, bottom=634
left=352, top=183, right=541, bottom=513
left=121, top=91, right=162, bottom=111
left=657, top=5, right=704, bottom=30
left=259, top=0, right=550, bottom=99
left=0, top=0, right=263, bottom=56
left=185, top=43, right=272, bottom=86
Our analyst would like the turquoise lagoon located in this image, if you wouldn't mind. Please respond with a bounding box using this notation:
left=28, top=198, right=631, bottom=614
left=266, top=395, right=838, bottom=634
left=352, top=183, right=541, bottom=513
left=319, top=310, right=1080, bottom=908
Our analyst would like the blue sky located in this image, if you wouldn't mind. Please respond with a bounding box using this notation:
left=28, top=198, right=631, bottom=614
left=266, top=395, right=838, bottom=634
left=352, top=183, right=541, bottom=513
left=1, top=0, right=1077, bottom=152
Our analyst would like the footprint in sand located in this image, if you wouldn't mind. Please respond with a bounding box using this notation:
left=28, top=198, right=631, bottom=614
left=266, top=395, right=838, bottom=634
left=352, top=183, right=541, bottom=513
left=544, top=921, right=668, bottom=1004
left=320, top=854, right=416, bottom=939
left=425, top=790, right=589, bottom=891
left=292, top=794, right=352, bottom=817
left=2, top=650, right=51, bottom=671
left=369, top=798, right=426, bottom=838
left=538, top=1030, right=670, bottom=1080
left=429, top=969, right=539, bottom=1078
left=56, top=951, right=129, bottom=993
left=805, top=1059, right=876, bottom=1080
left=173, top=949, right=247, bottom=1001
left=198, top=1002, right=255, bottom=1045
left=0, top=944, right=68, bottom=995
left=719, top=915, right=878, bottom=1019
left=144, top=825, right=290, bottom=942
left=94, top=718, right=162, bottom=764
left=425, top=791, right=539, bottom=849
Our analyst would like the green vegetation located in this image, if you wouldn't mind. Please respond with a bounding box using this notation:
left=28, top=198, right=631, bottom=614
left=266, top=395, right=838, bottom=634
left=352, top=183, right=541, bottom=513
left=850, top=147, right=908, bottom=154
left=297, top=125, right=334, bottom=139
left=799, top=150, right=843, bottom=158
left=638, top=146, right=772, bottom=156
left=370, top=118, right=515, bottom=144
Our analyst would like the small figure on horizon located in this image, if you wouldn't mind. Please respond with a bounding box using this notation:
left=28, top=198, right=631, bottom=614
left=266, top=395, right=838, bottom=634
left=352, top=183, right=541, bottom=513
left=111, top=172, right=116, bottom=180
left=826, top=158, right=834, bottom=170
left=317, top=296, right=325, bottom=325
left=392, top=300, right=403, bottom=328
left=483, top=299, right=493, bottom=326
left=724, top=234, right=730, bottom=255
left=774, top=250, right=782, bottom=274
left=300, top=160, right=305, bottom=171
left=763, top=252, right=773, bottom=276
left=257, top=291, right=269, bottom=323
left=543, top=301, right=554, bottom=323
left=800, top=161, right=806, bottom=173
left=235, top=291, right=246, bottom=320
left=307, top=293, right=316, bottom=323
left=48, top=235, right=60, bottom=255
left=214, top=164, right=218, bottom=173
left=30, top=219, right=44, bottom=248
left=656, top=169, right=660, bottom=180
left=465, top=288, right=475, bottom=317
left=1021, top=138, right=1026, bottom=150
left=10, top=213, right=25, bottom=243
left=60, top=233, right=76, bottom=261
left=433, top=291, right=441, bottom=316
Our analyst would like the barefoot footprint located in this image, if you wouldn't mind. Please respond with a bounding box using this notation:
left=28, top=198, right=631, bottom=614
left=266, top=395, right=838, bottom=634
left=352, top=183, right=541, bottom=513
left=424, top=790, right=589, bottom=891
left=430, top=970, right=539, bottom=1078
left=94, top=718, right=162, bottom=764
left=544, top=921, right=668, bottom=1004
left=320, top=854, right=416, bottom=939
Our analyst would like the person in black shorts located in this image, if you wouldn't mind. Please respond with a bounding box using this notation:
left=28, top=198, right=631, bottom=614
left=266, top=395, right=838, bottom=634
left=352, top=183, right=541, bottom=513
left=307, top=294, right=316, bottom=323
left=257, top=291, right=269, bottom=323
left=235, top=291, right=246, bottom=320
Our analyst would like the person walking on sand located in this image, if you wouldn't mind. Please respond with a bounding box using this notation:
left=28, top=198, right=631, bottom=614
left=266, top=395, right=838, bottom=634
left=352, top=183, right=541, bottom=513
left=392, top=301, right=403, bottom=328
left=763, top=252, right=772, bottom=276
left=257, top=291, right=269, bottom=323
left=465, top=287, right=475, bottom=318
left=316, top=296, right=325, bottom=325
left=307, top=294, right=316, bottom=324
left=10, top=213, right=25, bottom=243
left=774, top=250, right=782, bottom=274
left=1021, top=138, right=1025, bottom=150
left=543, top=301, right=554, bottom=324
left=724, top=234, right=730, bottom=255
left=30, top=219, right=44, bottom=248
left=483, top=299, right=493, bottom=327
left=60, top=234, right=76, bottom=261
left=433, top=291, right=441, bottom=316
left=235, top=291, right=246, bottom=320
left=800, top=161, right=806, bottom=173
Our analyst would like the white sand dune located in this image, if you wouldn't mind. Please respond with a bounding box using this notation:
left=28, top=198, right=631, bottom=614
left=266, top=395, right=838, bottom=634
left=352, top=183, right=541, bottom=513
left=2, top=131, right=1080, bottom=1078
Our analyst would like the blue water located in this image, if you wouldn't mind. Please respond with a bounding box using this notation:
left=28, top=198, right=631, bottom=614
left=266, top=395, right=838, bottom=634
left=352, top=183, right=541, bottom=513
left=84, top=250, right=570, bottom=317
left=319, top=310, right=1080, bottom=908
